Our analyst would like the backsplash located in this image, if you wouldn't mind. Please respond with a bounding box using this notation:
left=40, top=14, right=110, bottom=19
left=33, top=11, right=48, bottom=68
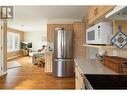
left=86, top=47, right=127, bottom=60
left=102, top=48, right=127, bottom=58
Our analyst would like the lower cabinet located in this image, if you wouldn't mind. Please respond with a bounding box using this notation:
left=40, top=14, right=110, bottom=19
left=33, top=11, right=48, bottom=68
left=45, top=52, right=53, bottom=73
left=75, top=63, right=84, bottom=89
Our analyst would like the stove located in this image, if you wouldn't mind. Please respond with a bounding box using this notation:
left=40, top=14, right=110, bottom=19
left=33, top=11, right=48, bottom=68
left=83, top=74, right=127, bottom=89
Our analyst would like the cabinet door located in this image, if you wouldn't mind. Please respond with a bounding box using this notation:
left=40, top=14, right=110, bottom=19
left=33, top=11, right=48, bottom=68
left=79, top=73, right=84, bottom=89
left=99, top=6, right=114, bottom=18
left=78, top=67, right=84, bottom=89
left=45, top=53, right=53, bottom=73
left=88, top=6, right=99, bottom=24
left=88, top=7, right=95, bottom=24
left=75, top=64, right=80, bottom=89
left=88, top=6, right=103, bottom=24
left=75, top=64, right=84, bottom=90
left=88, top=6, right=114, bottom=25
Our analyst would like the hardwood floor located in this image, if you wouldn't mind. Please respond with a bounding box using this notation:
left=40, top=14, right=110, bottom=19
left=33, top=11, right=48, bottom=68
left=0, top=57, right=75, bottom=89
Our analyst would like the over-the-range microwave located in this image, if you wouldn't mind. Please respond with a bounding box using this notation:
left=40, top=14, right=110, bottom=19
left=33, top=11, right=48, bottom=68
left=86, top=22, right=112, bottom=45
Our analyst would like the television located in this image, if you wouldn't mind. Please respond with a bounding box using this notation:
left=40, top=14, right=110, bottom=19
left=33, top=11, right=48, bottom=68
left=27, top=42, right=32, bottom=48
left=21, top=42, right=32, bottom=49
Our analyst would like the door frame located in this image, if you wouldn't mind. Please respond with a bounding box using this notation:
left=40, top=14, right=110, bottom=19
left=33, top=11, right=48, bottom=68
left=0, top=21, right=3, bottom=75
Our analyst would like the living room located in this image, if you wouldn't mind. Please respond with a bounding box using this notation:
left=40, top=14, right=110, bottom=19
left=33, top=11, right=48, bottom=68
left=0, top=6, right=87, bottom=89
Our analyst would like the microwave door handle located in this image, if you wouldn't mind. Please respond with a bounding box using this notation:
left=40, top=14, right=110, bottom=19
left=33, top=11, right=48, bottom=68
left=98, top=30, right=100, bottom=39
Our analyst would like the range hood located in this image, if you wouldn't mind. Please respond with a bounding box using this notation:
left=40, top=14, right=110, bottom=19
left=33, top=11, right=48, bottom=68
left=105, top=6, right=127, bottom=20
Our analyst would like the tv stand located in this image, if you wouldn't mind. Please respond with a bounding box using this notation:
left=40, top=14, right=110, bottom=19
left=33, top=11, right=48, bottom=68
left=22, top=49, right=29, bottom=56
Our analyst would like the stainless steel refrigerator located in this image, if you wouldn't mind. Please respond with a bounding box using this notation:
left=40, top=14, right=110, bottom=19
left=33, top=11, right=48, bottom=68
left=53, top=28, right=74, bottom=77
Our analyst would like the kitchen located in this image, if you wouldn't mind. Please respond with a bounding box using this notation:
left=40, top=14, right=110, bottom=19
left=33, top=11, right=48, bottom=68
left=75, top=6, right=127, bottom=89
left=0, top=5, right=127, bottom=90
left=47, top=6, right=127, bottom=89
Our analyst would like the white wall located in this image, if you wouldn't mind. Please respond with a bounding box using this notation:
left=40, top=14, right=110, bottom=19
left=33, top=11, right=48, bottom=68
left=47, top=18, right=82, bottom=24
left=23, top=19, right=47, bottom=51
left=23, top=18, right=82, bottom=51
left=24, top=32, right=47, bottom=51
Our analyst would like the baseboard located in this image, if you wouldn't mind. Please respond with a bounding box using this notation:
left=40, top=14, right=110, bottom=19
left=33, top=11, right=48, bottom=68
left=7, top=54, right=23, bottom=60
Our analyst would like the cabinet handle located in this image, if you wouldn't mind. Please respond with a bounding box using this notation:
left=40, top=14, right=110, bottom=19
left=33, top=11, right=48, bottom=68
left=94, top=8, right=98, bottom=16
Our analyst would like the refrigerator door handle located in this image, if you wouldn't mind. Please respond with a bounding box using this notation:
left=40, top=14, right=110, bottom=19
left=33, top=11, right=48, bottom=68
left=61, top=30, right=64, bottom=58
left=54, top=59, right=73, bottom=62
left=60, top=30, right=62, bottom=57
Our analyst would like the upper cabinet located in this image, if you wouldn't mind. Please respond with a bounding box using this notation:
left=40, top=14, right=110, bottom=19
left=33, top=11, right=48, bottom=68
left=47, top=24, right=73, bottom=43
left=88, top=6, right=114, bottom=25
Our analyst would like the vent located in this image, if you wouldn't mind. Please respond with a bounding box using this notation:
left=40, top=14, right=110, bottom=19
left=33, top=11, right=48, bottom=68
left=106, top=6, right=127, bottom=20
left=122, top=11, right=127, bottom=15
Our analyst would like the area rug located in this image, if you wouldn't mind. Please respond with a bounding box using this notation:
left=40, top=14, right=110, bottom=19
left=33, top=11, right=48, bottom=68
left=7, top=61, right=22, bottom=69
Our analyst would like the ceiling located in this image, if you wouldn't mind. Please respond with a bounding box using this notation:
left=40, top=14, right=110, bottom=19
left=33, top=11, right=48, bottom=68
left=8, top=6, right=89, bottom=32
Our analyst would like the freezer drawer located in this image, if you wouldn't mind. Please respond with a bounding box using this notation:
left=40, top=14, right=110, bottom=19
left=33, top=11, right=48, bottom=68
left=53, top=59, right=74, bottom=77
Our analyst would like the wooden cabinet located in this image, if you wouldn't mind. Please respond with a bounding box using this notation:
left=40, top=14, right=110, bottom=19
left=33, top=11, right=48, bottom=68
left=88, top=6, right=114, bottom=25
left=73, top=22, right=86, bottom=58
left=75, top=63, right=84, bottom=89
left=73, top=22, right=85, bottom=39
left=47, top=24, right=73, bottom=43
left=88, top=6, right=97, bottom=24
left=113, top=20, right=127, bottom=35
left=45, top=52, right=53, bottom=73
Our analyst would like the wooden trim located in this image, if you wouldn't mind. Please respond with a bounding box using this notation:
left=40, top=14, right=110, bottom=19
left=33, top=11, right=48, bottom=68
left=3, top=20, right=7, bottom=73
left=7, top=54, right=23, bottom=61
left=7, top=27, right=24, bottom=59
left=7, top=27, right=25, bottom=33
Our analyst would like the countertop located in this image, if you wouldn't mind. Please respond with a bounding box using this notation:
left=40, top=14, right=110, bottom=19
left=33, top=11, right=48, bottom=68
left=74, top=58, right=117, bottom=75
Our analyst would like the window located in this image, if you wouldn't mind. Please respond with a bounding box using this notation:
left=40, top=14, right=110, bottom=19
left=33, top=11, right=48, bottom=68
left=7, top=32, right=20, bottom=52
